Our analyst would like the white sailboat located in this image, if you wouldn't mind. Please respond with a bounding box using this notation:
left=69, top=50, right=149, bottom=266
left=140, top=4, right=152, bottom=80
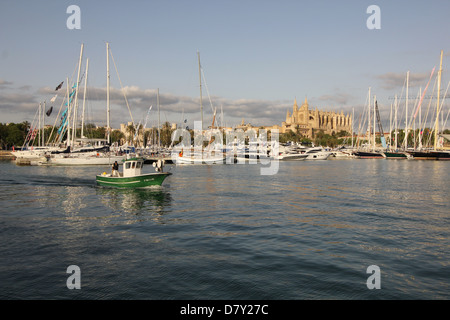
left=174, top=52, right=225, bottom=165
left=354, top=88, right=384, bottom=159
left=408, top=50, right=450, bottom=160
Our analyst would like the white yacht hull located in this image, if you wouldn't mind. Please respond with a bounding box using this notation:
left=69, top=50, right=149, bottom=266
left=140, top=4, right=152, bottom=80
left=45, top=154, right=126, bottom=166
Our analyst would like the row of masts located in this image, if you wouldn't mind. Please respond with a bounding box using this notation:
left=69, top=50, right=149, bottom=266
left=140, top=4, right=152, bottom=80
left=29, top=46, right=446, bottom=152
left=34, top=42, right=164, bottom=150
left=355, top=50, right=446, bottom=152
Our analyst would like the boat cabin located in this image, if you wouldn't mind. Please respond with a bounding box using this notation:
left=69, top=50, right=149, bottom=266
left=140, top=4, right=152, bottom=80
left=123, top=158, right=144, bottom=177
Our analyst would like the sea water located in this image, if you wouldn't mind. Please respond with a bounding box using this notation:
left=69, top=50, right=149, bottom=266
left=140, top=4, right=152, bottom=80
left=0, top=159, right=448, bottom=299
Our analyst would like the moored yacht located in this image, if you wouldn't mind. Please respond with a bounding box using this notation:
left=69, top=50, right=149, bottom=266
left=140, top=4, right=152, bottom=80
left=302, top=147, right=331, bottom=160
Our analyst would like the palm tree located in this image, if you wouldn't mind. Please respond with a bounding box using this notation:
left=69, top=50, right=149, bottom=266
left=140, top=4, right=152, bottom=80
left=126, top=124, right=136, bottom=144
left=160, top=121, right=172, bottom=147
left=110, top=130, right=125, bottom=145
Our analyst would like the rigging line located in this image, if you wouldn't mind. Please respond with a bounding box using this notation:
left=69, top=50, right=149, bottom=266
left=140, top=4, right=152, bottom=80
left=424, top=77, right=445, bottom=147
left=47, top=68, right=78, bottom=146
left=46, top=95, right=65, bottom=146
left=23, top=107, right=40, bottom=149
left=109, top=46, right=135, bottom=127
left=437, top=80, right=450, bottom=125
left=414, top=75, right=437, bottom=148
left=413, top=67, right=436, bottom=120
left=396, top=74, right=407, bottom=132
left=405, top=88, right=421, bottom=137
left=424, top=92, right=438, bottom=148
left=200, top=67, right=216, bottom=116
left=442, top=108, right=450, bottom=131
left=421, top=76, right=437, bottom=131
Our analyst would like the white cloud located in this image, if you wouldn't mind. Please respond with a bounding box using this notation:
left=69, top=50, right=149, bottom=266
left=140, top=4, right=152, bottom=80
left=318, top=92, right=353, bottom=105
left=1, top=83, right=370, bottom=129
left=376, top=72, right=430, bottom=90
left=0, top=79, right=13, bottom=89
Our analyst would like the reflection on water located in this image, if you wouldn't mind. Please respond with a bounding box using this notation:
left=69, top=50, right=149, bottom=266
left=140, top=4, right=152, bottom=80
left=96, top=186, right=172, bottom=220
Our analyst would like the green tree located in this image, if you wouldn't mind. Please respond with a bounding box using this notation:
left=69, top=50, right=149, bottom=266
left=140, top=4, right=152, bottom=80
left=110, top=130, right=125, bottom=145
left=6, top=123, right=26, bottom=149
left=126, top=124, right=136, bottom=144
left=160, top=122, right=173, bottom=147
left=0, top=123, right=8, bottom=149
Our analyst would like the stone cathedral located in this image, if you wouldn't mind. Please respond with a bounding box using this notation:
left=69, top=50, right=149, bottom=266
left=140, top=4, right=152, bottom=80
left=281, top=97, right=352, bottom=138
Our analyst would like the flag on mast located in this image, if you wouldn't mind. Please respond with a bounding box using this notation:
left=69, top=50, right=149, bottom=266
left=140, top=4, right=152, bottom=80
left=46, top=106, right=53, bottom=116
left=55, top=81, right=64, bottom=91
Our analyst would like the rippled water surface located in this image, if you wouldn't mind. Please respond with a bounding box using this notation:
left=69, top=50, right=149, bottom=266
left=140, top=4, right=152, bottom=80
left=0, top=159, right=448, bottom=299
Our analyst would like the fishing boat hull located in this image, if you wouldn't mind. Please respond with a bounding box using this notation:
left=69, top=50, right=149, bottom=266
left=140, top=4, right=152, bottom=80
left=96, top=172, right=171, bottom=188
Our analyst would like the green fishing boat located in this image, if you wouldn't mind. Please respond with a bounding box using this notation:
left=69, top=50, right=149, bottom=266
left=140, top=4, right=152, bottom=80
left=96, top=157, right=171, bottom=188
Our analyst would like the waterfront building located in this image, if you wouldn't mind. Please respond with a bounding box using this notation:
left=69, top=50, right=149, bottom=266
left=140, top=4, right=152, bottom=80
left=281, top=97, right=352, bottom=138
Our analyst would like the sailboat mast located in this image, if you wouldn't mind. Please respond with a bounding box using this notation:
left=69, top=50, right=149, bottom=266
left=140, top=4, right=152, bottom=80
left=198, top=51, right=203, bottom=133
left=389, top=103, right=392, bottom=150
left=66, top=78, right=71, bottom=147
left=72, top=43, right=84, bottom=147
left=38, top=102, right=42, bottom=147
left=368, top=87, right=371, bottom=150
left=394, top=94, right=398, bottom=149
left=81, top=58, right=89, bottom=139
left=435, top=50, right=443, bottom=150
left=106, top=42, right=111, bottom=145
left=42, top=101, right=45, bottom=147
left=373, top=95, right=376, bottom=152
left=404, top=71, right=409, bottom=150
left=419, top=90, right=422, bottom=149
left=351, top=107, right=354, bottom=148
left=414, top=88, right=420, bottom=150
left=157, top=88, right=160, bottom=150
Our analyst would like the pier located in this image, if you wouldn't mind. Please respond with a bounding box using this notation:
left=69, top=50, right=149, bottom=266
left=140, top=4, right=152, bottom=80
left=0, top=151, right=14, bottom=161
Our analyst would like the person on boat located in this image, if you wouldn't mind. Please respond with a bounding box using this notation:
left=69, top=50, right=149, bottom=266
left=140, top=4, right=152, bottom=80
left=112, top=161, right=119, bottom=177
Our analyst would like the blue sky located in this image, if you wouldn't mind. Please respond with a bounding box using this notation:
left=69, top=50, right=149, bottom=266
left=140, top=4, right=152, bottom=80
left=1, top=0, right=449, bottom=130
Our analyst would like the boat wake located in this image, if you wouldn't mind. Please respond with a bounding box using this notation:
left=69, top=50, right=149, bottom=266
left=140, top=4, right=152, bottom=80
left=7, top=175, right=97, bottom=188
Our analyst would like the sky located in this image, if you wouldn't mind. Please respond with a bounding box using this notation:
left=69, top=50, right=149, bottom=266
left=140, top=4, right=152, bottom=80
left=1, top=0, right=449, bottom=131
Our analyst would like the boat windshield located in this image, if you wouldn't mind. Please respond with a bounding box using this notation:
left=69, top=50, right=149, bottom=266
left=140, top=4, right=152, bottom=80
left=124, top=160, right=143, bottom=169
